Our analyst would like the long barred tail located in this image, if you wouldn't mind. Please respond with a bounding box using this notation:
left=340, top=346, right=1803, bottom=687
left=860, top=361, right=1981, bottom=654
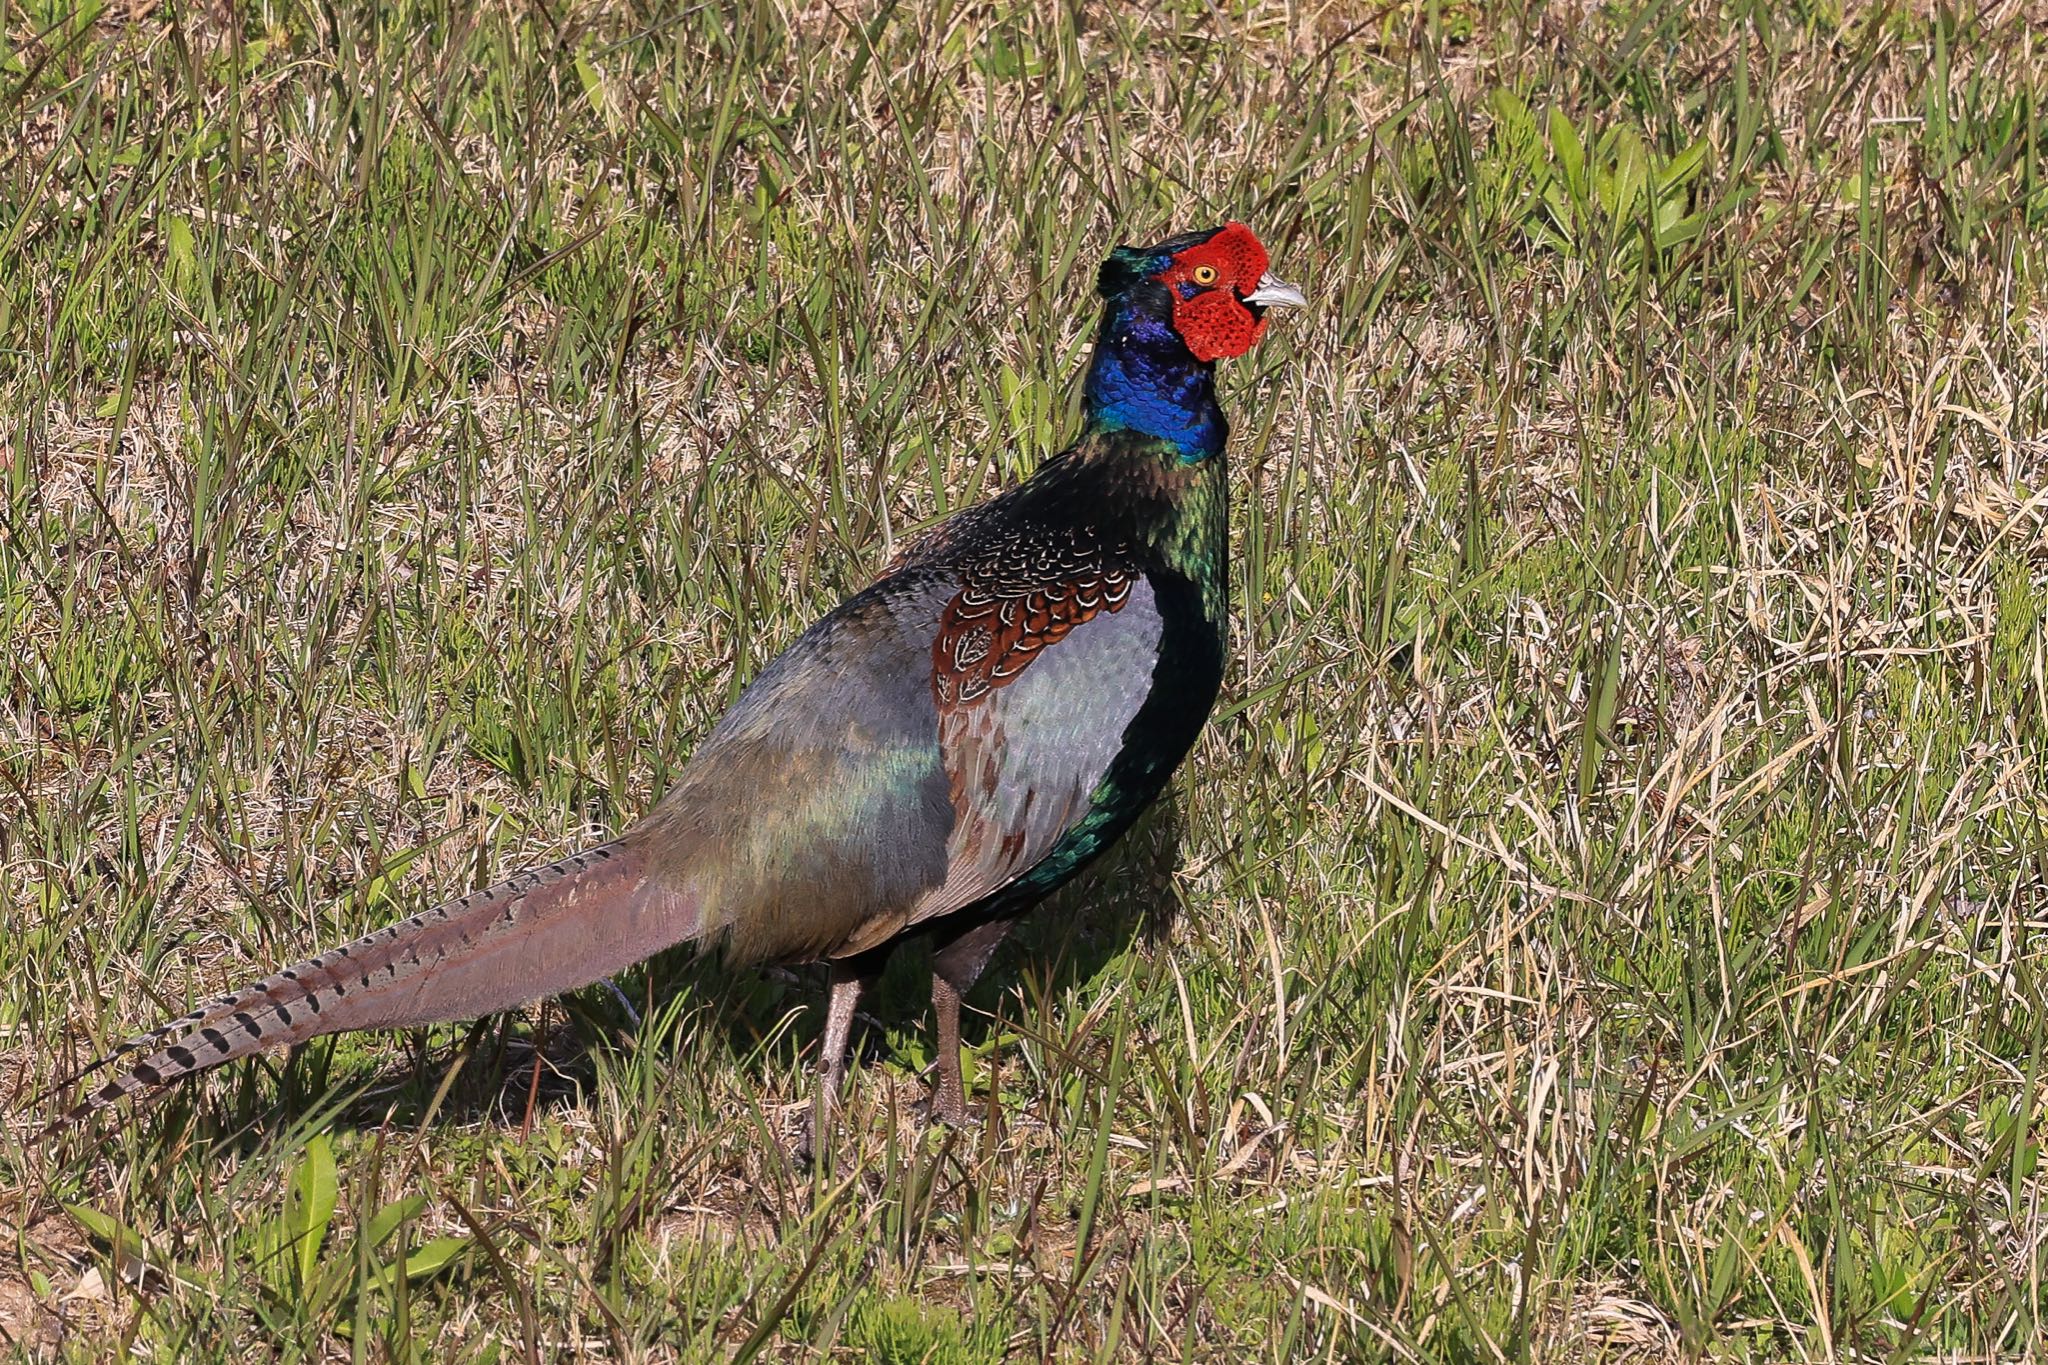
left=52, top=836, right=700, bottom=1126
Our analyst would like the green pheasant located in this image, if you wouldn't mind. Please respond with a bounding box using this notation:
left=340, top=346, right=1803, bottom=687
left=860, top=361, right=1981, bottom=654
left=59, top=223, right=1304, bottom=1130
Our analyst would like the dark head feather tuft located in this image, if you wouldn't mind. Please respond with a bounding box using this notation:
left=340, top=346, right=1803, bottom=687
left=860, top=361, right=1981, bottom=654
left=1096, top=226, right=1233, bottom=298
left=1096, top=246, right=1162, bottom=298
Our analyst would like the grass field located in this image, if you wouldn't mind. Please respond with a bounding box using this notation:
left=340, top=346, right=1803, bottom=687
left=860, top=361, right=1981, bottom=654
left=3, top=0, right=2047, bottom=1358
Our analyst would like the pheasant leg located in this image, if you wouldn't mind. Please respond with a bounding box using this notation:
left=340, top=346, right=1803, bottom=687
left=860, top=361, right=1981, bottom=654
left=818, top=958, right=874, bottom=1110
left=928, top=917, right=1019, bottom=1126
left=931, top=972, right=970, bottom=1125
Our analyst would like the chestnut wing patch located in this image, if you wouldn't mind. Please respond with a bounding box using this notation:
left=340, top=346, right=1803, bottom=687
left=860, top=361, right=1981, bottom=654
left=933, top=569, right=1136, bottom=707
left=866, top=570, right=1159, bottom=945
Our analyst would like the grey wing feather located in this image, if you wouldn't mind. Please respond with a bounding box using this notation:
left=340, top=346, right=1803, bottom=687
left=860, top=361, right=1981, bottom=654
left=634, top=572, right=961, bottom=964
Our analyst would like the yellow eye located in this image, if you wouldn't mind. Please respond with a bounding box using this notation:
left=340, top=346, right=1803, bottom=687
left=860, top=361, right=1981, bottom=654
left=1191, top=264, right=1219, bottom=286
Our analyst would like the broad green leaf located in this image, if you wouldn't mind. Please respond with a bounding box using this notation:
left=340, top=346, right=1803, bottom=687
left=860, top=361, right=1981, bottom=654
left=65, top=1202, right=137, bottom=1250
left=1609, top=128, right=1649, bottom=228
left=1489, top=87, right=1534, bottom=143
left=285, top=1135, right=339, bottom=1291
left=1658, top=136, right=1710, bottom=193
left=165, top=215, right=195, bottom=293
left=366, top=1237, right=472, bottom=1292
left=64, top=1203, right=158, bottom=1276
left=574, top=52, right=616, bottom=131
left=365, top=1195, right=429, bottom=1251
left=399, top=1237, right=470, bottom=1280
left=1548, top=106, right=1584, bottom=196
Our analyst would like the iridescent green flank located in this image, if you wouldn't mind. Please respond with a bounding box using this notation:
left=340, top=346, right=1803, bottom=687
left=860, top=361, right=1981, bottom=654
left=1075, top=428, right=1232, bottom=627
left=1147, top=439, right=1232, bottom=627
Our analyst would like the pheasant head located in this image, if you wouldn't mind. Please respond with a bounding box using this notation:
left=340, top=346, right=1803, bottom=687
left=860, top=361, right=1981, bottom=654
left=1094, top=222, right=1306, bottom=362
left=1085, top=222, right=1304, bottom=456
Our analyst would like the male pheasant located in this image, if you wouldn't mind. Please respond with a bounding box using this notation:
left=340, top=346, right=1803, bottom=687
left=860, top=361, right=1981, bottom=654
left=56, top=223, right=1304, bottom=1131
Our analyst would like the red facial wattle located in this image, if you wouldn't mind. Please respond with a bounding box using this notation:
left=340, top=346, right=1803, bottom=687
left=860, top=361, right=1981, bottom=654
left=1156, top=222, right=1273, bottom=362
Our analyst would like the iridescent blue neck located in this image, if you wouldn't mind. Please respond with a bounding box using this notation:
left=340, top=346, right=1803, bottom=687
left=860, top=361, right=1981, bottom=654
left=1082, top=298, right=1225, bottom=461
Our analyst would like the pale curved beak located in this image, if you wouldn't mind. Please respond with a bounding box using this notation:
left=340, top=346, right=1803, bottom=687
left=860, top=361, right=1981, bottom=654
left=1241, top=271, right=1307, bottom=309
